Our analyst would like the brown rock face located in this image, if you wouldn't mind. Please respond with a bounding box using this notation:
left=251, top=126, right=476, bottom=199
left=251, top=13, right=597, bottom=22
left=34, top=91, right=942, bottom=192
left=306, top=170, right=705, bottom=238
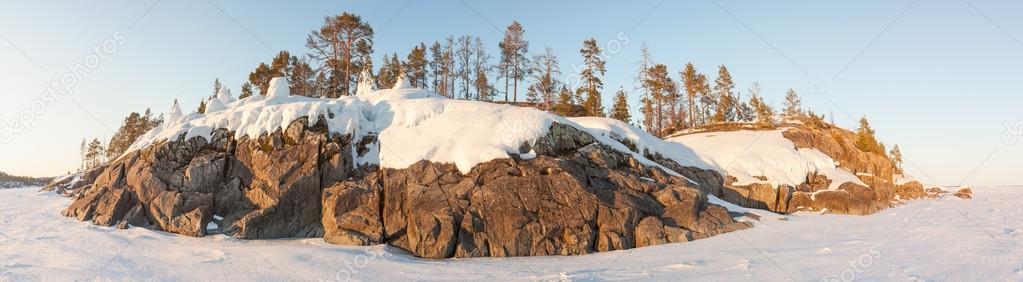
left=63, top=117, right=352, bottom=239
left=60, top=120, right=750, bottom=259
left=322, top=123, right=750, bottom=258
left=954, top=188, right=973, bottom=199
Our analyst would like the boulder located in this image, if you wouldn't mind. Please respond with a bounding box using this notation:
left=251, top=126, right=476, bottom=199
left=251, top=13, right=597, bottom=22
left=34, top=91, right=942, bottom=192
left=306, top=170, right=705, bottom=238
left=954, top=188, right=973, bottom=199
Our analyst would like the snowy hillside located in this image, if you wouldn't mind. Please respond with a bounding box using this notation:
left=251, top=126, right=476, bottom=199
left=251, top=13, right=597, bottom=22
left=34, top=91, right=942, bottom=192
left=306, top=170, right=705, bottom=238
left=667, top=130, right=866, bottom=189
left=565, top=118, right=866, bottom=190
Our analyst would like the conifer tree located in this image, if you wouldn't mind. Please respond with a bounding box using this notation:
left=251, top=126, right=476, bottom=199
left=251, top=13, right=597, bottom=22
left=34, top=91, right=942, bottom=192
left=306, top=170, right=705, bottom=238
left=455, top=35, right=475, bottom=100
left=429, top=42, right=443, bottom=90
left=610, top=87, right=631, bottom=123
left=784, top=88, right=802, bottom=116
left=890, top=145, right=903, bottom=173
left=79, top=139, right=87, bottom=172
left=578, top=38, right=606, bottom=117
left=213, top=79, right=222, bottom=98
left=499, top=21, right=528, bottom=102
left=696, top=73, right=714, bottom=125
left=712, top=65, right=736, bottom=123
left=681, top=63, right=698, bottom=127
left=290, top=58, right=317, bottom=97
left=306, top=12, right=374, bottom=97
left=854, top=116, right=882, bottom=154
left=748, top=82, right=774, bottom=125
left=405, top=43, right=428, bottom=88
left=196, top=99, right=207, bottom=114
left=530, top=47, right=560, bottom=108
left=240, top=82, right=254, bottom=99
left=641, top=94, right=655, bottom=133
left=248, top=63, right=275, bottom=95
left=472, top=37, right=491, bottom=101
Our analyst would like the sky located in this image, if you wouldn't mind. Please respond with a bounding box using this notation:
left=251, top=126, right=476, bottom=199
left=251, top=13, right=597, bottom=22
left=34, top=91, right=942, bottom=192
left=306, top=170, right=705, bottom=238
left=0, top=0, right=1021, bottom=186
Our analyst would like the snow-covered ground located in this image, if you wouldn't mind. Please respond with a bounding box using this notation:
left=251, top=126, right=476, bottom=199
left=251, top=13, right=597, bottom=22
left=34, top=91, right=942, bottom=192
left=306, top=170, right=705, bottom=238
left=3, top=187, right=1021, bottom=281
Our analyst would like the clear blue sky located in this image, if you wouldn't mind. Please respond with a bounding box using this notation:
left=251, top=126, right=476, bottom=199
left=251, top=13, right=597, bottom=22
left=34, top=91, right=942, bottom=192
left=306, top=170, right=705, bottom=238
left=1, top=0, right=1021, bottom=186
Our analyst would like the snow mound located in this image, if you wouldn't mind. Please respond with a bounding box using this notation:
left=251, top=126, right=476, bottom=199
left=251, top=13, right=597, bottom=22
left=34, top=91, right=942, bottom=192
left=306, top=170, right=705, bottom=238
left=267, top=77, right=289, bottom=97
left=666, top=130, right=865, bottom=190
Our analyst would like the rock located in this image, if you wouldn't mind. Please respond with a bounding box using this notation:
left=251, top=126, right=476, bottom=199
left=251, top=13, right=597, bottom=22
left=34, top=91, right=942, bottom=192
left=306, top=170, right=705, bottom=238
left=322, top=180, right=383, bottom=246
left=62, top=120, right=752, bottom=259
left=954, top=188, right=973, bottom=199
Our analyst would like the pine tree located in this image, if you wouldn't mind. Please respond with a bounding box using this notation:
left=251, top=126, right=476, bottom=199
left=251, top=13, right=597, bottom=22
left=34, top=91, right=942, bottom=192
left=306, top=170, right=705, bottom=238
left=85, top=138, right=105, bottom=170
left=635, top=44, right=655, bottom=132
left=79, top=139, right=87, bottom=172
left=696, top=73, right=714, bottom=125
left=681, top=62, right=698, bottom=128
left=271, top=50, right=294, bottom=80
left=213, top=79, right=222, bottom=98
left=240, top=82, right=254, bottom=99
left=429, top=42, right=443, bottom=91
left=748, top=82, right=774, bottom=125
left=455, top=35, right=474, bottom=100
left=530, top=47, right=560, bottom=108
left=610, top=87, right=631, bottom=123
left=578, top=38, right=606, bottom=117
left=472, top=37, right=491, bottom=101
left=196, top=99, right=207, bottom=114
left=890, top=144, right=903, bottom=173
left=290, top=58, right=317, bottom=97
left=643, top=64, right=672, bottom=135
left=306, top=12, right=374, bottom=97
left=784, top=88, right=802, bottom=116
left=405, top=43, right=428, bottom=88
left=854, top=116, right=882, bottom=154
left=248, top=63, right=275, bottom=95
left=712, top=65, right=736, bottom=123
left=641, top=94, right=655, bottom=133
left=499, top=21, right=529, bottom=102
left=377, top=53, right=402, bottom=89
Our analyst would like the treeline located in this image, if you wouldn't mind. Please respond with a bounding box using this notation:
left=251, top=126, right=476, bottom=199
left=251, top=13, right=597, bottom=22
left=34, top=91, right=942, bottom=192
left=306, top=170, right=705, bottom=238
left=79, top=109, right=163, bottom=172
left=0, top=171, right=51, bottom=188
left=206, top=12, right=822, bottom=138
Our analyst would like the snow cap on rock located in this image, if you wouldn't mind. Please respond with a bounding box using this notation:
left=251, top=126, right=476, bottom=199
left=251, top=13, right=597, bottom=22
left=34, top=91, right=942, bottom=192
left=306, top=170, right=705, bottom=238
left=356, top=68, right=376, bottom=96
left=267, top=77, right=290, bottom=97
left=205, top=96, right=226, bottom=113
left=216, top=87, right=235, bottom=104
left=167, top=99, right=183, bottom=121
left=392, top=72, right=411, bottom=90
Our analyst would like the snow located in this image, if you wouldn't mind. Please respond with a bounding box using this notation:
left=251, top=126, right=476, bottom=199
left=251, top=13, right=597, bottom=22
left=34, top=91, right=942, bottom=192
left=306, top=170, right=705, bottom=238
left=166, top=99, right=183, bottom=122
left=666, top=130, right=866, bottom=190
left=4, top=186, right=1020, bottom=281
left=356, top=69, right=375, bottom=96
left=266, top=77, right=290, bottom=98
left=131, top=82, right=677, bottom=174
left=216, top=87, right=235, bottom=105
left=204, top=97, right=226, bottom=113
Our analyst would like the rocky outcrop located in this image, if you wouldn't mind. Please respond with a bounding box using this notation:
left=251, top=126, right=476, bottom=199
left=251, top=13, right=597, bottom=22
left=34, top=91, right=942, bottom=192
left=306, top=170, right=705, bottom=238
left=954, top=188, right=973, bottom=199
left=893, top=181, right=944, bottom=200
left=60, top=120, right=750, bottom=258
left=62, top=117, right=353, bottom=238
left=322, top=123, right=751, bottom=258
left=669, top=124, right=912, bottom=215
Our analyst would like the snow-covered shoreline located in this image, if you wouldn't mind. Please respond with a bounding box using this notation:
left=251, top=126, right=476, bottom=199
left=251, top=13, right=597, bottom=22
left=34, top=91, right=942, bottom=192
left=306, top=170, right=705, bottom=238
left=4, top=186, right=1020, bottom=281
